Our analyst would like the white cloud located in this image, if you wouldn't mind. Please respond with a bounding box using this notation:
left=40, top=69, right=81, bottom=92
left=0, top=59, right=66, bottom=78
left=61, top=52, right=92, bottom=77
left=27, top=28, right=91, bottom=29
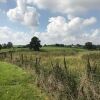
left=91, top=29, right=100, bottom=38
left=0, top=26, right=33, bottom=45
left=81, top=29, right=100, bottom=44
left=34, top=16, right=98, bottom=44
left=28, top=0, right=100, bottom=14
left=83, top=17, right=97, bottom=26
left=0, top=0, right=7, bottom=3
left=2, top=0, right=99, bottom=45
left=0, top=16, right=98, bottom=45
left=7, top=0, right=39, bottom=30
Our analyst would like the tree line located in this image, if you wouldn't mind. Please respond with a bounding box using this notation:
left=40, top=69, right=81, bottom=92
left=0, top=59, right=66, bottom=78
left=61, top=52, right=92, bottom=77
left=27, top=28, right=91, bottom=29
left=43, top=42, right=100, bottom=50
left=28, top=37, right=100, bottom=51
left=0, top=42, right=13, bottom=50
left=0, top=37, right=100, bottom=51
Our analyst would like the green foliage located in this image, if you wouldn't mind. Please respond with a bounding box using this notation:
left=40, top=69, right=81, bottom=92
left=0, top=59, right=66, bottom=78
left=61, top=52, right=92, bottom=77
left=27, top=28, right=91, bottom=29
left=0, top=42, right=13, bottom=49
left=84, top=42, right=96, bottom=50
left=0, top=44, right=2, bottom=50
left=7, top=42, right=13, bottom=48
left=29, top=36, right=41, bottom=51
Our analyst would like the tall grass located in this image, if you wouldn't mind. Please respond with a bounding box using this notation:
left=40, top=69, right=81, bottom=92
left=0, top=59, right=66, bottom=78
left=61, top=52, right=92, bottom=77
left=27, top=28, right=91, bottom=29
left=0, top=49, right=100, bottom=100
left=33, top=57, right=100, bottom=100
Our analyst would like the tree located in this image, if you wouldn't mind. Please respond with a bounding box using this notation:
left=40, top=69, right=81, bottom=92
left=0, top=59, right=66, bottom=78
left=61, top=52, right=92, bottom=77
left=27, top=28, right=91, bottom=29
left=76, top=44, right=81, bottom=48
left=29, top=36, right=41, bottom=51
left=2, top=43, right=7, bottom=48
left=55, top=44, right=65, bottom=47
left=0, top=44, right=2, bottom=50
left=84, top=42, right=95, bottom=50
left=7, top=42, right=13, bottom=48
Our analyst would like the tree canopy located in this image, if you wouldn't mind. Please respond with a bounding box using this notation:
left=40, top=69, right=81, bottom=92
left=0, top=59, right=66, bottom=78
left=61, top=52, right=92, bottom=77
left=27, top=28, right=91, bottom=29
left=29, top=36, right=41, bottom=51
left=84, top=42, right=96, bottom=50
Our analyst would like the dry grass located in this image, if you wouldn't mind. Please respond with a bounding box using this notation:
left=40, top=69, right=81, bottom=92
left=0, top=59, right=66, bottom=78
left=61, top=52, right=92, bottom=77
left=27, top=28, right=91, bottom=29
left=0, top=48, right=100, bottom=100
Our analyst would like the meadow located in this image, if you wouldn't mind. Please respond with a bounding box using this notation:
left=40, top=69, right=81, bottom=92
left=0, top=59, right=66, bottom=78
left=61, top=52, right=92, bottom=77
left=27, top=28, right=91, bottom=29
left=0, top=47, right=100, bottom=100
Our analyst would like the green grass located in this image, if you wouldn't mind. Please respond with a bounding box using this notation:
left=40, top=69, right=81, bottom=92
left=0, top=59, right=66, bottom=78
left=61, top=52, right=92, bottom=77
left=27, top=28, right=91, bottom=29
left=0, top=47, right=100, bottom=100
left=0, top=62, right=46, bottom=100
left=42, top=46, right=86, bottom=51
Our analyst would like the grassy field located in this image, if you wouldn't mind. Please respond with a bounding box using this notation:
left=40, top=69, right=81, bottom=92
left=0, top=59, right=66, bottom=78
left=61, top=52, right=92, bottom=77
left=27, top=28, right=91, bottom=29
left=0, top=47, right=100, bottom=100
left=0, top=62, right=46, bottom=100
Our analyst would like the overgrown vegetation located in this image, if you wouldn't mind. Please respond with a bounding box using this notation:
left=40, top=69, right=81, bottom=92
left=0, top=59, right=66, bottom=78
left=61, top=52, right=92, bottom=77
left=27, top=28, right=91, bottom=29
left=0, top=47, right=100, bottom=100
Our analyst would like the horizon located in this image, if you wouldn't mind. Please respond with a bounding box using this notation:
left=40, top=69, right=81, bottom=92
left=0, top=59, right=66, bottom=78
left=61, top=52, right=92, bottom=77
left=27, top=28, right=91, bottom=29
left=1, top=41, right=100, bottom=46
left=0, top=0, right=100, bottom=45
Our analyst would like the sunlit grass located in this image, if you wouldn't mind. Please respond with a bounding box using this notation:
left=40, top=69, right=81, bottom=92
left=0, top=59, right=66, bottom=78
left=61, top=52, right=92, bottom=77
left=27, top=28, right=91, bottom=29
left=0, top=62, right=46, bottom=100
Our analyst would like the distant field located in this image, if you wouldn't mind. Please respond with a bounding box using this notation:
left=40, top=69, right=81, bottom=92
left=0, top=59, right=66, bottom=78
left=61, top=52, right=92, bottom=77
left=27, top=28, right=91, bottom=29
left=0, top=46, right=87, bottom=52
left=42, top=46, right=86, bottom=51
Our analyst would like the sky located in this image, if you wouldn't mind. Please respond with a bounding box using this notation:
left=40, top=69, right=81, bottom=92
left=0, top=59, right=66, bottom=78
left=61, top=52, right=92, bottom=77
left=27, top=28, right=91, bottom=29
left=0, top=0, right=100, bottom=45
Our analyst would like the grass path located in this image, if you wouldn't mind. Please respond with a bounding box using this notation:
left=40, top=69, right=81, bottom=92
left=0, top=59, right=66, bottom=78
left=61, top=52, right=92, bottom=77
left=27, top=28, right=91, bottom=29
left=0, top=62, right=46, bottom=100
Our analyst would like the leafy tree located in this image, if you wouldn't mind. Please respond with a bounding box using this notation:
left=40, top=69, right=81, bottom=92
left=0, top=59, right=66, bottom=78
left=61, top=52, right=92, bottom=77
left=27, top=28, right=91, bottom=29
left=76, top=44, right=81, bottom=47
left=29, top=36, right=41, bottom=51
left=84, top=42, right=96, bottom=50
left=55, top=44, right=65, bottom=47
left=0, top=44, right=2, bottom=50
left=7, top=42, right=13, bottom=48
left=2, top=43, right=7, bottom=48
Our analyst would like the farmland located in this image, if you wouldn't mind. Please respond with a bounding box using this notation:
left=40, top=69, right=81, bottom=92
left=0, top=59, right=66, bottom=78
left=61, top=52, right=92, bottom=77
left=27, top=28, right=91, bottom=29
left=1, top=0, right=100, bottom=99
left=0, top=47, right=100, bottom=100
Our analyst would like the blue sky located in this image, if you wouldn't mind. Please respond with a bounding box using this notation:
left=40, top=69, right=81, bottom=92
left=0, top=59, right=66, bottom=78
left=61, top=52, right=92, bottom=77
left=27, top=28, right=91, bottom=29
left=0, top=0, right=100, bottom=45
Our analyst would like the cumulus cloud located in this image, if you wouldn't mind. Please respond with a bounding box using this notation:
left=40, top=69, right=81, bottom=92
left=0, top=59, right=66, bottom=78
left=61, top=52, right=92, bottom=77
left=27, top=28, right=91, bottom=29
left=91, top=29, right=100, bottom=38
left=0, top=16, right=98, bottom=45
left=7, top=0, right=39, bottom=30
left=27, top=0, right=100, bottom=14
left=83, top=17, right=97, bottom=26
left=0, top=26, right=33, bottom=45
left=81, top=29, right=100, bottom=44
left=2, top=0, right=99, bottom=45
left=34, top=16, right=98, bottom=44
